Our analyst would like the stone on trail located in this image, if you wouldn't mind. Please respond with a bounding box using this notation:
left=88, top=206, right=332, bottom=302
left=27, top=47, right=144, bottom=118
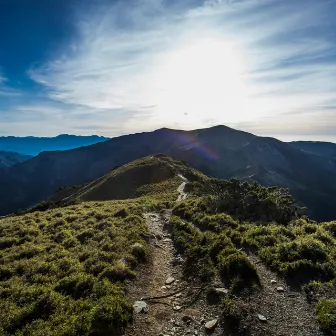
left=215, top=288, right=228, bottom=295
left=271, top=279, right=277, bottom=284
left=277, top=286, right=285, bottom=292
left=165, top=276, right=175, bottom=285
left=205, top=319, right=218, bottom=330
left=133, top=301, right=148, bottom=314
left=182, top=315, right=193, bottom=323
left=257, top=314, right=267, bottom=322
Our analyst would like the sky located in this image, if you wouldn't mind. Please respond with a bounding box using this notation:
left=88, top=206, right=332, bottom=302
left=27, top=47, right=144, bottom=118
left=0, top=0, right=336, bottom=142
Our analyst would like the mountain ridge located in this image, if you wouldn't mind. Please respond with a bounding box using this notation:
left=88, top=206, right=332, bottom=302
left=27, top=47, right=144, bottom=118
left=0, top=150, right=32, bottom=168
left=0, top=134, right=110, bottom=156
left=0, top=125, right=335, bottom=221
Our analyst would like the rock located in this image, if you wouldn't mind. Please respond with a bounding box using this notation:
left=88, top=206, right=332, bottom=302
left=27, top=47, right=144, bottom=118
left=175, top=293, right=182, bottom=298
left=182, top=315, right=193, bottom=323
left=257, top=314, right=267, bottom=322
left=171, top=255, right=184, bottom=266
left=163, top=238, right=172, bottom=242
left=215, top=288, right=228, bottom=295
left=165, top=276, right=175, bottom=285
left=277, top=286, right=285, bottom=292
left=271, top=279, right=277, bottom=284
left=161, top=286, right=167, bottom=290
left=133, top=301, right=148, bottom=314
left=173, top=305, right=182, bottom=311
left=205, top=319, right=218, bottom=330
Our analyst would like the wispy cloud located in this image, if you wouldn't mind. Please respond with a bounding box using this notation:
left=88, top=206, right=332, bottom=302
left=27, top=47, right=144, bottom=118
left=11, top=0, right=336, bottom=140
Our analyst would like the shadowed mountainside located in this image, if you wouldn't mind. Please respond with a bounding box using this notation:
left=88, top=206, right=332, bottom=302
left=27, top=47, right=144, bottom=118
left=0, top=125, right=335, bottom=220
left=0, top=151, right=32, bottom=167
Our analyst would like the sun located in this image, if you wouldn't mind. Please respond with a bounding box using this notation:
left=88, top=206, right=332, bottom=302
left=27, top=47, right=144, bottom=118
left=148, top=37, right=252, bottom=126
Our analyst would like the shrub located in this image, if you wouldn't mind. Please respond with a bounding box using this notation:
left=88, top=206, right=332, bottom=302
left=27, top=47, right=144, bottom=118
left=99, top=263, right=136, bottom=282
left=217, top=252, right=259, bottom=289
left=222, top=298, right=249, bottom=331
left=315, top=299, right=336, bottom=334
left=131, top=243, right=149, bottom=262
left=91, top=296, right=133, bottom=334
left=0, top=237, right=19, bottom=249
left=0, top=266, right=13, bottom=281
left=76, top=229, right=95, bottom=243
left=55, top=273, right=95, bottom=299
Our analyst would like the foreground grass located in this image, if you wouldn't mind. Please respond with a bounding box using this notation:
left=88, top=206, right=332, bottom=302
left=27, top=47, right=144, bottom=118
left=0, top=200, right=152, bottom=335
left=173, top=179, right=336, bottom=333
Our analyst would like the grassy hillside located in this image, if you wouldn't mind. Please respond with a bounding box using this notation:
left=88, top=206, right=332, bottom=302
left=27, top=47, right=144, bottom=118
left=0, top=156, right=203, bottom=335
left=171, top=179, right=336, bottom=334
left=44, top=155, right=208, bottom=208
left=0, top=200, right=155, bottom=335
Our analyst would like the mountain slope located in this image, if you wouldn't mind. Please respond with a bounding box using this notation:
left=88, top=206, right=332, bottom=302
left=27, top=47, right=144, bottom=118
left=0, top=151, right=32, bottom=167
left=0, top=134, right=109, bottom=156
left=48, top=155, right=206, bottom=206
left=290, top=141, right=336, bottom=159
left=0, top=125, right=335, bottom=221
left=1, top=156, right=334, bottom=335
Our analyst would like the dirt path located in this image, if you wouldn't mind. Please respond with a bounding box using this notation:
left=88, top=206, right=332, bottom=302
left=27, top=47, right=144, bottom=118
left=124, top=212, right=225, bottom=336
left=176, top=174, right=189, bottom=202
left=124, top=179, right=225, bottom=336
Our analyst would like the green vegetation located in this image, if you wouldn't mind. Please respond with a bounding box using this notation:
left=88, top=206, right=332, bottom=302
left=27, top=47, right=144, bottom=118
left=2, top=155, right=336, bottom=334
left=0, top=201, right=150, bottom=335
left=173, top=178, right=336, bottom=331
left=315, top=299, right=336, bottom=334
left=170, top=216, right=259, bottom=292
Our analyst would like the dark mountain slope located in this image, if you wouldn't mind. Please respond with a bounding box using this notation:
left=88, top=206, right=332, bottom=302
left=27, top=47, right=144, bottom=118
left=0, top=134, right=109, bottom=156
left=290, top=141, right=336, bottom=159
left=290, top=141, right=336, bottom=173
left=0, top=125, right=335, bottom=220
left=0, top=151, right=32, bottom=167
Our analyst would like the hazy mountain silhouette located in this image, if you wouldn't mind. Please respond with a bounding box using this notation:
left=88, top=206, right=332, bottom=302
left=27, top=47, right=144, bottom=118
left=0, top=151, right=32, bottom=167
left=0, top=134, right=109, bottom=156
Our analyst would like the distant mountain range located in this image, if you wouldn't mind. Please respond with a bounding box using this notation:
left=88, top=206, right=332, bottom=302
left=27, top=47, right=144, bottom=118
left=0, top=125, right=335, bottom=221
left=0, top=134, right=110, bottom=156
left=0, top=151, right=32, bottom=167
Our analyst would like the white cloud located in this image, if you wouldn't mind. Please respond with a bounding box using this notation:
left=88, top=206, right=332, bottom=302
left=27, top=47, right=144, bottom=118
left=25, top=0, right=336, bottom=140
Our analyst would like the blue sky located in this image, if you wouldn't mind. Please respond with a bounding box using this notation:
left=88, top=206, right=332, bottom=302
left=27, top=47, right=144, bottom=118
left=1, top=0, right=336, bottom=141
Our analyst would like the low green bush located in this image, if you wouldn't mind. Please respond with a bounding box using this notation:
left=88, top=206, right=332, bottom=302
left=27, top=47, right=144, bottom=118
left=315, top=299, right=336, bottom=334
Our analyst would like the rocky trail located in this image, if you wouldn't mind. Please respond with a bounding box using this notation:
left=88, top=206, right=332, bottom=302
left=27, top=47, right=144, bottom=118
left=124, top=176, right=224, bottom=336
left=124, top=210, right=225, bottom=336
left=240, top=253, right=323, bottom=336
left=124, top=176, right=323, bottom=336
